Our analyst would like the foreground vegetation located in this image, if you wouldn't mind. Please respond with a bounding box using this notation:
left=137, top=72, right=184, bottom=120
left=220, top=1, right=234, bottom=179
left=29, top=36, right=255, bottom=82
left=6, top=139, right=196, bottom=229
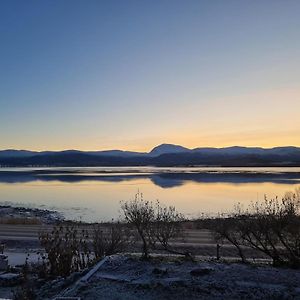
left=199, top=188, right=300, bottom=268
left=6, top=188, right=300, bottom=299
left=33, top=188, right=300, bottom=280
left=36, top=193, right=186, bottom=278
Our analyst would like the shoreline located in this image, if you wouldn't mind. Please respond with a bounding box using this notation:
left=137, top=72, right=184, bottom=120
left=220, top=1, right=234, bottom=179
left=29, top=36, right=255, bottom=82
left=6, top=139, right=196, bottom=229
left=0, top=205, right=63, bottom=225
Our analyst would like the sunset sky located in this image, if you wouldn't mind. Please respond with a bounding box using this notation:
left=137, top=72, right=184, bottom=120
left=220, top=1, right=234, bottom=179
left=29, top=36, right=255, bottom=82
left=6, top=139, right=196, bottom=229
left=0, top=0, right=299, bottom=151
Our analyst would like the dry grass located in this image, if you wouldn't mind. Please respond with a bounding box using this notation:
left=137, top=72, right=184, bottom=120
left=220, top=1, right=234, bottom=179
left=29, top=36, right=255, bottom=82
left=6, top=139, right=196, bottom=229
left=0, top=217, right=41, bottom=225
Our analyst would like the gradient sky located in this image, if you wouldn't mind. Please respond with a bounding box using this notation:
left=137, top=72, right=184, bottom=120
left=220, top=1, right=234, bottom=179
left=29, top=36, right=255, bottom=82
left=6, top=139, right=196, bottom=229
left=0, top=0, right=299, bottom=151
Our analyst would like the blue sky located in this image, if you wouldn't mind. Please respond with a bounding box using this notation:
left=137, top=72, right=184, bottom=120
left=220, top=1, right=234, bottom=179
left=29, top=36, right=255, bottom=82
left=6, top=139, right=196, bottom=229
left=0, top=0, right=299, bottom=151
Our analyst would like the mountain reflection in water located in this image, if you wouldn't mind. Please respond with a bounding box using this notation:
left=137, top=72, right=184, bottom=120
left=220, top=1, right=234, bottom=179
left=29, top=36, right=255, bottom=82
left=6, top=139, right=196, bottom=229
left=0, top=167, right=300, bottom=222
left=0, top=167, right=300, bottom=188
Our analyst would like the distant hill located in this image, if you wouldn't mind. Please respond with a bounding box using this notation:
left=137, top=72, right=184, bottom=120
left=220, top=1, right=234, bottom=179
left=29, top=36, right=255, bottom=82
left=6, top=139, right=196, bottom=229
left=87, top=150, right=147, bottom=157
left=0, top=150, right=37, bottom=158
left=149, top=144, right=190, bottom=156
left=0, top=144, right=300, bottom=167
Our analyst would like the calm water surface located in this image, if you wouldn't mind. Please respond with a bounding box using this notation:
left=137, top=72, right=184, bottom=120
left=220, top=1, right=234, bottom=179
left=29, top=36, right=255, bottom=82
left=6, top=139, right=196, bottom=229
left=0, top=167, right=300, bottom=222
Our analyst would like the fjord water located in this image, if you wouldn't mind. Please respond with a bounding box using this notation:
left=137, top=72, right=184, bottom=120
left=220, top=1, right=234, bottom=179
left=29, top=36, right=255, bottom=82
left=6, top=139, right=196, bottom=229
left=0, top=167, right=300, bottom=222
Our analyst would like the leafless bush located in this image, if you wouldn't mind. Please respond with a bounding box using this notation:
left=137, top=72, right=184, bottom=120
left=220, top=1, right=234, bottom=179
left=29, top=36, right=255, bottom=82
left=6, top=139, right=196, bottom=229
left=121, top=192, right=156, bottom=259
left=39, top=225, right=92, bottom=277
left=92, top=222, right=132, bottom=259
left=154, top=203, right=191, bottom=258
left=121, top=192, right=186, bottom=259
left=206, top=189, right=300, bottom=267
left=238, top=199, right=285, bottom=266
left=242, top=190, right=300, bottom=267
left=209, top=214, right=247, bottom=263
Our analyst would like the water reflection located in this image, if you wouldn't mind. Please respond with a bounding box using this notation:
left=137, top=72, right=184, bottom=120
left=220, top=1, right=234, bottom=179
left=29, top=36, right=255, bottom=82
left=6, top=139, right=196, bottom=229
left=0, top=167, right=300, bottom=222
left=0, top=167, right=300, bottom=187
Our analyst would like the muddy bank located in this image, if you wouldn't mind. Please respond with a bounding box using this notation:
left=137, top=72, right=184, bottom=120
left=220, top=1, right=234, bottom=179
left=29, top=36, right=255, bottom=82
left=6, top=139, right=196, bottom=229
left=0, top=205, right=63, bottom=225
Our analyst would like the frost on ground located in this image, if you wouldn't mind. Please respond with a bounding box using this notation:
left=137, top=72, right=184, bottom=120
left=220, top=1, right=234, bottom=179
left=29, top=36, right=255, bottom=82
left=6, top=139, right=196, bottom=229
left=54, top=255, right=300, bottom=300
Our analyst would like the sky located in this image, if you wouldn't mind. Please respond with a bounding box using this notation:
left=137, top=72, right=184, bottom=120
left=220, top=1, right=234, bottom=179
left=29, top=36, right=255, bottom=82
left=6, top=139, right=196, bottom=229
left=0, top=0, right=299, bottom=151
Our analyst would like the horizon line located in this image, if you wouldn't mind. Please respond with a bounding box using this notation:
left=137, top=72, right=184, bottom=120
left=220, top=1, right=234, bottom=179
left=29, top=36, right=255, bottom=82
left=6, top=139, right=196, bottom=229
left=1, top=143, right=300, bottom=153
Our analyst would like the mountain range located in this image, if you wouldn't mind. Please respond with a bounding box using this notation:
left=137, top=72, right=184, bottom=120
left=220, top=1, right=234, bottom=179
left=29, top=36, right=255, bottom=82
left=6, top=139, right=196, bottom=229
left=1, top=144, right=300, bottom=167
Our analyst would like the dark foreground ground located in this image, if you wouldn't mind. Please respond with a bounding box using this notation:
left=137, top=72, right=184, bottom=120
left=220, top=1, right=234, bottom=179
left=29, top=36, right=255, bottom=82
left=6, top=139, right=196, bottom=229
left=35, top=255, right=300, bottom=300
left=1, top=254, right=300, bottom=299
left=0, top=205, right=299, bottom=299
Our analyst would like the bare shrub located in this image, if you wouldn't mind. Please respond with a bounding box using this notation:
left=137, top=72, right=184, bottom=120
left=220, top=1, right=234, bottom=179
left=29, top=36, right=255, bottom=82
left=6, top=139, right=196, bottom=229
left=239, top=198, right=285, bottom=266
left=210, top=214, right=247, bottom=263
left=92, top=222, right=132, bottom=259
left=121, top=192, right=155, bottom=259
left=206, top=189, right=300, bottom=267
left=121, top=193, right=187, bottom=259
left=39, top=225, right=92, bottom=277
left=277, top=190, right=300, bottom=266
left=154, top=203, right=191, bottom=258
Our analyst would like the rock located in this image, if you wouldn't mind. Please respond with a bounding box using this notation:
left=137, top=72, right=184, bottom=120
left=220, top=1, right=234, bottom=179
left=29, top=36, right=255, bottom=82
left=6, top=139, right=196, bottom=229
left=190, top=267, right=213, bottom=276
left=162, top=277, right=186, bottom=286
left=0, top=272, right=22, bottom=286
left=97, top=274, right=130, bottom=282
left=54, top=297, right=81, bottom=300
left=152, top=267, right=168, bottom=275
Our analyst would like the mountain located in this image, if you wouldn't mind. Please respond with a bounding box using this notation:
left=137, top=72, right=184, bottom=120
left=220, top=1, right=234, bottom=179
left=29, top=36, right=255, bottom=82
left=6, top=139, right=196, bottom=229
left=149, top=144, right=190, bottom=156
left=0, top=150, right=37, bottom=158
left=0, top=144, right=300, bottom=167
left=87, top=150, right=147, bottom=157
left=193, top=146, right=265, bottom=155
